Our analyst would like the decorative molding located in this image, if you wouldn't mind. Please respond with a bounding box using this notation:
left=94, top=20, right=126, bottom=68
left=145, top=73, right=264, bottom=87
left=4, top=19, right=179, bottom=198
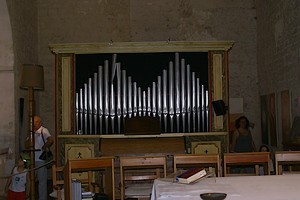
left=212, top=53, right=224, bottom=130
left=191, top=141, right=221, bottom=154
left=62, top=56, right=72, bottom=132
left=65, top=143, right=95, bottom=162
left=58, top=132, right=228, bottom=139
left=49, top=41, right=234, bottom=54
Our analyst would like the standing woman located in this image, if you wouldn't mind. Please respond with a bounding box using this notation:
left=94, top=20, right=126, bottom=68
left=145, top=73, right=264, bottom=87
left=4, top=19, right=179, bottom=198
left=231, top=116, right=256, bottom=152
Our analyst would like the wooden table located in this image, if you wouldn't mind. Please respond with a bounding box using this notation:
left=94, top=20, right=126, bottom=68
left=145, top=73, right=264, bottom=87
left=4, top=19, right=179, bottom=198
left=64, top=157, right=115, bottom=200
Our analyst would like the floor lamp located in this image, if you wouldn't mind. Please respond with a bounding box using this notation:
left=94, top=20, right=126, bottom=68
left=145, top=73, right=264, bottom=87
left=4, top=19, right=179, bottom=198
left=20, top=64, right=44, bottom=200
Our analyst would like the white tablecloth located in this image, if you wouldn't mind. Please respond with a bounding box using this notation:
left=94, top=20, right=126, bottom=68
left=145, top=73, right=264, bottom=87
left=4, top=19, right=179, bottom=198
left=151, top=174, right=300, bottom=200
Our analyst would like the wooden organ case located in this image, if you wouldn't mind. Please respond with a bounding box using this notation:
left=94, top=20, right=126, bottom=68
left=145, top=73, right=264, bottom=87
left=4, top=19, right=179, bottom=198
left=49, top=40, right=233, bottom=166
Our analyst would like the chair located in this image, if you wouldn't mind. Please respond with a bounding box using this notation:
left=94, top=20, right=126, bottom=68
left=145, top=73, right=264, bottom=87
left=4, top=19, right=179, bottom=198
left=119, top=155, right=167, bottom=200
left=173, top=154, right=221, bottom=177
left=63, top=157, right=115, bottom=200
left=223, top=152, right=270, bottom=176
left=50, top=164, right=64, bottom=200
left=50, top=164, right=96, bottom=200
left=275, top=151, right=300, bottom=175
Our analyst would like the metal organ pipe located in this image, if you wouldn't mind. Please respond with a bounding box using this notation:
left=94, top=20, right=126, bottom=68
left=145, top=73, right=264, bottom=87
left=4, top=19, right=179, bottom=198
left=147, top=87, right=151, bottom=116
left=79, top=88, right=83, bottom=134
left=192, top=72, right=196, bottom=132
left=181, top=59, right=186, bottom=132
left=88, top=78, right=92, bottom=134
left=75, top=53, right=210, bottom=134
left=162, top=70, right=168, bottom=132
left=157, top=76, right=162, bottom=132
left=133, top=82, right=137, bottom=117
left=169, top=62, right=174, bottom=132
left=116, top=63, right=121, bottom=134
left=157, top=76, right=162, bottom=118
left=175, top=53, right=180, bottom=132
left=138, top=87, right=142, bottom=116
left=110, top=83, right=115, bottom=133
left=196, top=78, right=201, bottom=132
left=142, top=90, right=146, bottom=116
left=110, top=54, right=117, bottom=133
left=128, top=76, right=132, bottom=118
left=104, top=60, right=109, bottom=133
left=206, top=90, right=209, bottom=131
left=116, top=63, right=121, bottom=116
left=75, top=93, right=79, bottom=134
left=201, top=84, right=205, bottom=132
left=152, top=82, right=156, bottom=117
left=84, top=83, right=88, bottom=134
left=122, top=70, right=127, bottom=117
left=98, top=66, right=103, bottom=134
left=93, top=73, right=97, bottom=134
left=186, top=64, right=191, bottom=133
left=122, top=70, right=127, bottom=134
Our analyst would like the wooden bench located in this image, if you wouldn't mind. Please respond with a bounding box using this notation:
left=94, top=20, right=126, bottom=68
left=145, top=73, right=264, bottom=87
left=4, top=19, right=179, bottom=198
left=275, top=151, right=300, bottom=175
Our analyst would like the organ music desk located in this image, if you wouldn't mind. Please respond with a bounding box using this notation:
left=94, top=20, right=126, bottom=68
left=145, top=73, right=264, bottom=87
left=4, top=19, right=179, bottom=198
left=64, top=157, right=115, bottom=200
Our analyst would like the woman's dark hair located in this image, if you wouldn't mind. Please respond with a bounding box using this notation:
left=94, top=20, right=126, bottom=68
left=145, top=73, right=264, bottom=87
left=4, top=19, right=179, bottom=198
left=259, top=144, right=270, bottom=152
left=235, top=116, right=250, bottom=129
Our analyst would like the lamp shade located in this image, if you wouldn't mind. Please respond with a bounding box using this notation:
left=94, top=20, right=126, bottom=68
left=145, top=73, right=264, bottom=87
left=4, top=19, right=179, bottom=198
left=20, top=64, right=44, bottom=90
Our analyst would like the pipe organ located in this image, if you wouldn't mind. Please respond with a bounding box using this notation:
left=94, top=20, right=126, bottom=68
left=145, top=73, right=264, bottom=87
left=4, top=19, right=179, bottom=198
left=75, top=52, right=209, bottom=134
left=50, top=41, right=234, bottom=138
left=50, top=40, right=233, bottom=175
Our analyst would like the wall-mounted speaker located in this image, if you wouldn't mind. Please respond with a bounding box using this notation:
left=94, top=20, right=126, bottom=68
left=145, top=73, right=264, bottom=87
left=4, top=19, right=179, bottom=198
left=212, top=100, right=227, bottom=116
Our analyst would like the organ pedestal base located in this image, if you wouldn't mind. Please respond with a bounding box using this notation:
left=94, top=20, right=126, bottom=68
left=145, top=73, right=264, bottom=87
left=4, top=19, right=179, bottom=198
left=57, top=132, right=228, bottom=164
left=58, top=132, right=227, bottom=198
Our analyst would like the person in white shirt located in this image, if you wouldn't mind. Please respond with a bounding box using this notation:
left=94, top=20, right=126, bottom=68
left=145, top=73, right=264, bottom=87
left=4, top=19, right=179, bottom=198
left=33, top=115, right=54, bottom=200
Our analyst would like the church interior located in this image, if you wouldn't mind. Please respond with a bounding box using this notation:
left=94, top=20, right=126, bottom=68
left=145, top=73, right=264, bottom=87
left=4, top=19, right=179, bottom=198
left=1, top=0, right=300, bottom=199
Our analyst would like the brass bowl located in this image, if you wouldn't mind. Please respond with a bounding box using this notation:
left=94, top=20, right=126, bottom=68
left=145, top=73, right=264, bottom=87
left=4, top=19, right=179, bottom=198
left=200, top=193, right=227, bottom=200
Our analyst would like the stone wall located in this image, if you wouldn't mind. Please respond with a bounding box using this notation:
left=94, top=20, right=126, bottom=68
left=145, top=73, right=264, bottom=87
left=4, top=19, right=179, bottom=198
left=37, top=0, right=260, bottom=145
left=6, top=0, right=39, bottom=152
left=0, top=0, right=15, bottom=171
left=0, top=0, right=38, bottom=197
left=256, top=0, right=300, bottom=147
